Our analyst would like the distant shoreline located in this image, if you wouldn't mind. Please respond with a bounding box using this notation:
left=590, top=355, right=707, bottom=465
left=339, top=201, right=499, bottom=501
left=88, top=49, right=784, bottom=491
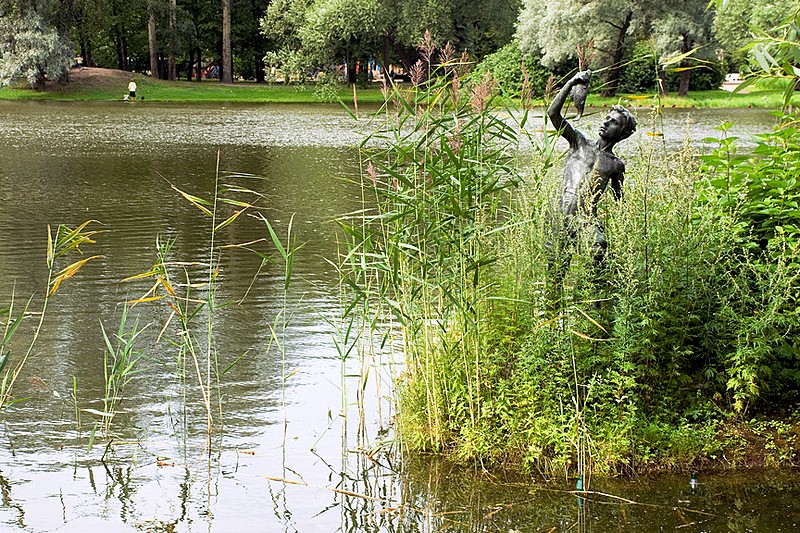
left=0, top=67, right=794, bottom=108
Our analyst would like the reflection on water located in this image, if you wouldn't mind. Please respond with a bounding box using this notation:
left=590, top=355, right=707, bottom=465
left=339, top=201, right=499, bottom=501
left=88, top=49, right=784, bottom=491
left=0, top=101, right=792, bottom=532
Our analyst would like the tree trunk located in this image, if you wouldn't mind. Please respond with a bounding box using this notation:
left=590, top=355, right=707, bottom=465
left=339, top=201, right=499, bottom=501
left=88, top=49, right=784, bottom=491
left=121, top=24, right=129, bottom=71
left=85, top=42, right=93, bottom=67
left=255, top=54, right=265, bottom=83
left=678, top=35, right=692, bottom=97
left=382, top=35, right=391, bottom=82
left=188, top=48, right=195, bottom=81
left=114, top=28, right=124, bottom=70
left=33, top=72, right=46, bottom=91
left=600, top=10, right=632, bottom=98
left=148, top=6, right=159, bottom=77
left=392, top=40, right=417, bottom=74
left=221, top=0, right=233, bottom=83
left=168, top=0, right=177, bottom=80
left=678, top=69, right=690, bottom=96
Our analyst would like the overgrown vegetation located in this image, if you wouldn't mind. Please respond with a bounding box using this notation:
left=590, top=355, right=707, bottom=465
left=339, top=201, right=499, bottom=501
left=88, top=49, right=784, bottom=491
left=337, top=37, right=800, bottom=479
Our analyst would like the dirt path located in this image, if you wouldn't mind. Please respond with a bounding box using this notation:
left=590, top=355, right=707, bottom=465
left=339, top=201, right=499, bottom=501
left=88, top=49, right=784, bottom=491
left=46, top=67, right=134, bottom=92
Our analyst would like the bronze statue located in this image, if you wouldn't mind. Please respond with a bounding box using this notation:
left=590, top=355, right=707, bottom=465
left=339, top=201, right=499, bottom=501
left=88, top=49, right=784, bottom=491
left=545, top=70, right=636, bottom=308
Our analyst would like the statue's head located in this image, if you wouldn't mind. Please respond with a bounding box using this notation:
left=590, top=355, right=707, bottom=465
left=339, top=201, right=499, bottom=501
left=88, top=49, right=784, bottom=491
left=599, top=105, right=636, bottom=142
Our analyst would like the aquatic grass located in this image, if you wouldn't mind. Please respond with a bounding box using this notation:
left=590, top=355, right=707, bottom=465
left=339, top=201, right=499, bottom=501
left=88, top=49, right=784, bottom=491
left=122, top=156, right=302, bottom=453
left=96, top=306, right=147, bottom=438
left=257, top=212, right=303, bottom=452
left=0, top=221, right=101, bottom=410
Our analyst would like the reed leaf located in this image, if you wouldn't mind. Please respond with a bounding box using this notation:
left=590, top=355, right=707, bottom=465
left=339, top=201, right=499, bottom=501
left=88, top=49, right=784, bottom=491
left=172, top=186, right=213, bottom=216
left=49, top=255, right=102, bottom=296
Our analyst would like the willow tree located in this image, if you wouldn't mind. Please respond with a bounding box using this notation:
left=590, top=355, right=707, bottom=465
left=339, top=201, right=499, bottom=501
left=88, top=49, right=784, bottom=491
left=516, top=0, right=640, bottom=96
left=651, top=0, right=716, bottom=96
left=0, top=9, right=73, bottom=89
left=714, top=0, right=796, bottom=69
left=261, top=0, right=518, bottom=78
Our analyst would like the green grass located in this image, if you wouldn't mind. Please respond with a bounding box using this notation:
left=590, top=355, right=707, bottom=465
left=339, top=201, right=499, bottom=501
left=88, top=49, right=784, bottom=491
left=590, top=89, right=800, bottom=109
left=0, top=68, right=388, bottom=104
left=2, top=67, right=796, bottom=107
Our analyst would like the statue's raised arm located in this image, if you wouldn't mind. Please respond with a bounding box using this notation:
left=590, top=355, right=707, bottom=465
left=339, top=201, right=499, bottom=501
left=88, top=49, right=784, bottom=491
left=547, top=70, right=591, bottom=145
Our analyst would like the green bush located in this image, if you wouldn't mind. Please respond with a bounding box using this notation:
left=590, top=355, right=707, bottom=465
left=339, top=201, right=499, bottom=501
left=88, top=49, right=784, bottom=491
left=699, top=117, right=800, bottom=413
left=618, top=41, right=725, bottom=94
left=618, top=42, right=659, bottom=94
left=471, top=41, right=551, bottom=98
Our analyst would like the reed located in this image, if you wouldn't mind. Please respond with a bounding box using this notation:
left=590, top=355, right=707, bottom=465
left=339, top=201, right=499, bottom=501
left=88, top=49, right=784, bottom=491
left=0, top=221, right=101, bottom=410
left=97, top=306, right=146, bottom=438
left=337, top=35, right=800, bottom=477
left=124, top=157, right=273, bottom=444
left=337, top=34, right=530, bottom=457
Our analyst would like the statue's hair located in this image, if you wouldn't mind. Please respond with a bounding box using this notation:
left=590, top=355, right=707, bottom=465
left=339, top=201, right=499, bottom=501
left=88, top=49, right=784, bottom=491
left=611, top=104, right=637, bottom=140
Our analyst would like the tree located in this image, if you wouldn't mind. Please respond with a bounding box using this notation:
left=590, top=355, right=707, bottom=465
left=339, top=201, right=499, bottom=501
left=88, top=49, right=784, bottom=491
left=714, top=0, right=796, bottom=70
left=516, top=0, right=639, bottom=96
left=651, top=0, right=716, bottom=96
left=60, top=0, right=108, bottom=67
left=147, top=0, right=159, bottom=76
left=220, top=0, right=232, bottom=82
left=0, top=10, right=73, bottom=90
left=261, top=0, right=518, bottom=79
left=739, top=8, right=800, bottom=108
left=168, top=0, right=177, bottom=79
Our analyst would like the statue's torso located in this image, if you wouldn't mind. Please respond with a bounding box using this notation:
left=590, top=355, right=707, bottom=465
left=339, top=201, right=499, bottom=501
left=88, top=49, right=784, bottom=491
left=559, top=136, right=623, bottom=217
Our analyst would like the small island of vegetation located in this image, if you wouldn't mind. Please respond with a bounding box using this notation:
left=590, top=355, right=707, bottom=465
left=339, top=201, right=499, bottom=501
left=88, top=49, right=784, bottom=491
left=1, top=0, right=799, bottom=485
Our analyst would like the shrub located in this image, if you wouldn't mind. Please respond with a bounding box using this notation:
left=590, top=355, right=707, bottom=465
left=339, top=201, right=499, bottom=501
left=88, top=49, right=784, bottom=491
left=471, top=41, right=551, bottom=98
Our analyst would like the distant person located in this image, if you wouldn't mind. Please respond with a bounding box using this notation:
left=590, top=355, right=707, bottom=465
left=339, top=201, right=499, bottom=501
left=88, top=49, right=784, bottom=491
left=545, top=70, right=637, bottom=308
left=128, top=79, right=137, bottom=100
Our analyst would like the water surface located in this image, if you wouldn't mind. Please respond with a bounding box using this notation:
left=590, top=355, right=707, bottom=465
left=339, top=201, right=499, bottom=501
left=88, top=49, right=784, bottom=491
left=0, top=101, right=793, bottom=532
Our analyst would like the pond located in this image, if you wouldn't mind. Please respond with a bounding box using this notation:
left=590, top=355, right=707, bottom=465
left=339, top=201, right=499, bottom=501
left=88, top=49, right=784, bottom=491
left=0, top=101, right=795, bottom=532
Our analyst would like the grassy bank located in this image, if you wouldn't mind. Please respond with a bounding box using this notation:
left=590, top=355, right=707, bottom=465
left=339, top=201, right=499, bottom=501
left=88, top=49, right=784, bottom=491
left=0, top=67, right=796, bottom=108
left=337, top=53, right=800, bottom=479
left=594, top=89, right=800, bottom=109
left=0, top=67, right=387, bottom=103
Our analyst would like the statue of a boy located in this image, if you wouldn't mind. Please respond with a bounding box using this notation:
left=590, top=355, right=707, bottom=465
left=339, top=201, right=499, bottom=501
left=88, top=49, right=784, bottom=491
left=545, top=70, right=637, bottom=307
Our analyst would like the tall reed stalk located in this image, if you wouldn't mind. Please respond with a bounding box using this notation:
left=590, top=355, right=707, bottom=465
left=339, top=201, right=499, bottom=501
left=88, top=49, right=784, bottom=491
left=0, top=221, right=101, bottom=410
left=125, top=155, right=287, bottom=447
left=337, top=33, right=528, bottom=456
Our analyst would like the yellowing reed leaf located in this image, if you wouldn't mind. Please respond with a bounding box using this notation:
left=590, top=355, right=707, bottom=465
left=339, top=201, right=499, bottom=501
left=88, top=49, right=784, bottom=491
left=127, top=295, right=164, bottom=305
left=158, top=277, right=177, bottom=297
left=121, top=270, right=158, bottom=282
left=46, top=224, right=53, bottom=268
left=49, top=255, right=102, bottom=296
left=569, top=329, right=610, bottom=342
left=172, top=186, right=213, bottom=217
left=215, top=209, right=246, bottom=232
left=166, top=300, right=183, bottom=318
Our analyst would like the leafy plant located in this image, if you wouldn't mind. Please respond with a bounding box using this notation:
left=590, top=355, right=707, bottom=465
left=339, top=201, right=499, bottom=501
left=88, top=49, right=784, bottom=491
left=0, top=221, right=101, bottom=410
left=699, top=116, right=800, bottom=414
left=737, top=8, right=800, bottom=109
left=94, top=306, right=147, bottom=439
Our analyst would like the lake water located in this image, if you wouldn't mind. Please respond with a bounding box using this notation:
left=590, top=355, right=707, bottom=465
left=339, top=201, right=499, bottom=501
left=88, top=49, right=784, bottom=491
left=0, top=101, right=795, bottom=532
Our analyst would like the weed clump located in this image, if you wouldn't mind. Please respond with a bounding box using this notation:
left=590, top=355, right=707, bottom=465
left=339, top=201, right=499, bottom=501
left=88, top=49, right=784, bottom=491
left=338, top=34, right=800, bottom=478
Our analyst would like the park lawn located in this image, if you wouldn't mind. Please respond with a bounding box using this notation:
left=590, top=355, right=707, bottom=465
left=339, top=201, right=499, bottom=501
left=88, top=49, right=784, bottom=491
left=1, top=67, right=796, bottom=108
left=0, top=67, right=387, bottom=104
left=590, top=88, right=800, bottom=109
